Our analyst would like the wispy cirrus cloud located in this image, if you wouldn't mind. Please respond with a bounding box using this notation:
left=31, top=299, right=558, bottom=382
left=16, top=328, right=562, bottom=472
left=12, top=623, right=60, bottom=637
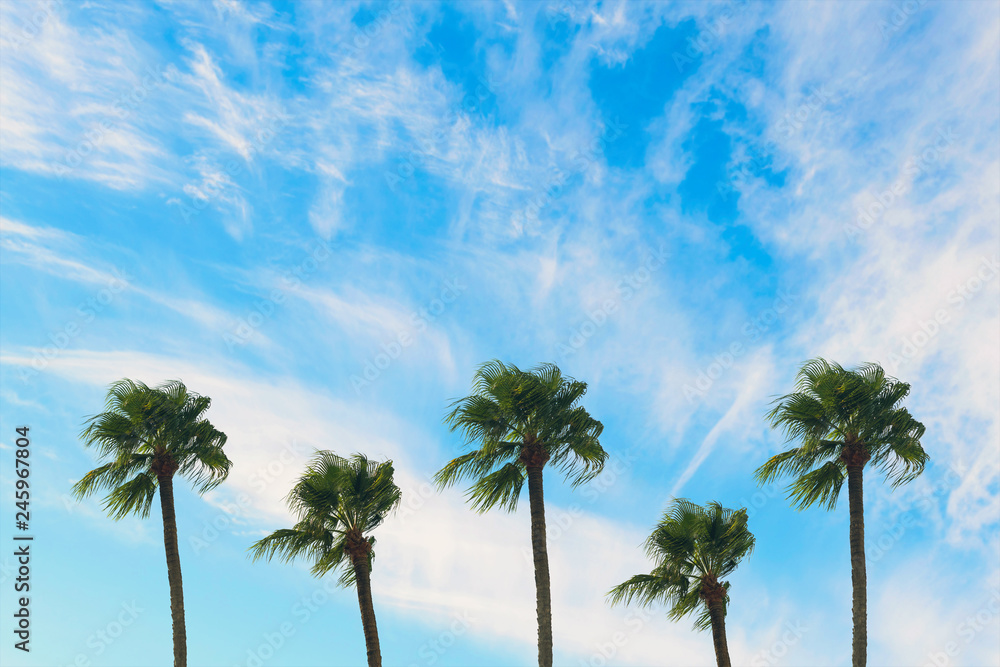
left=0, top=2, right=171, bottom=189
left=0, top=2, right=997, bottom=666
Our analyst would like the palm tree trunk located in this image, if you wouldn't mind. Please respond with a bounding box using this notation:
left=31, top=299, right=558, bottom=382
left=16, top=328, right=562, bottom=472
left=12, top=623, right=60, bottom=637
left=158, top=474, right=187, bottom=667
left=526, top=464, right=553, bottom=667
left=847, top=464, right=867, bottom=667
left=707, top=599, right=732, bottom=667
left=352, top=555, right=382, bottom=667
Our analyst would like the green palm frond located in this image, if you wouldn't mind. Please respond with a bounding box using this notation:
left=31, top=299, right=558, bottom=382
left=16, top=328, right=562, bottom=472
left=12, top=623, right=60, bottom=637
left=438, top=360, right=607, bottom=512
left=249, top=450, right=400, bottom=590
left=868, top=407, right=928, bottom=488
left=315, top=541, right=352, bottom=585
left=607, top=569, right=683, bottom=607
left=787, top=461, right=846, bottom=510
left=75, top=379, right=230, bottom=521
left=466, top=463, right=525, bottom=513
left=432, top=451, right=483, bottom=489
left=756, top=358, right=928, bottom=510
left=72, top=453, right=152, bottom=500
left=608, top=499, right=753, bottom=632
left=103, top=471, right=158, bottom=520
left=249, top=525, right=328, bottom=564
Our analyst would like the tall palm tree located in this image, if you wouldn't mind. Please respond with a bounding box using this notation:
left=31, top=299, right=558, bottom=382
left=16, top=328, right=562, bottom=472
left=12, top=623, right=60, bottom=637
left=754, top=359, right=927, bottom=667
left=73, top=379, right=231, bottom=667
left=434, top=360, right=607, bottom=667
left=608, top=499, right=755, bottom=667
left=250, top=451, right=401, bottom=667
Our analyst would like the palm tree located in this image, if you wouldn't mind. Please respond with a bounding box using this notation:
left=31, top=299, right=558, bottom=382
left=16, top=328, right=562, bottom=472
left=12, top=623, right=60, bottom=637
left=73, top=379, right=231, bottom=667
left=434, top=360, right=606, bottom=667
left=249, top=451, right=401, bottom=667
left=754, top=358, right=927, bottom=667
left=608, top=499, right=754, bottom=667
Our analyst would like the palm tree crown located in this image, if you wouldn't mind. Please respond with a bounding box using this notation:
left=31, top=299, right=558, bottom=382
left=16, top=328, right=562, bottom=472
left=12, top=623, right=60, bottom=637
left=249, top=451, right=401, bottom=584
left=608, top=499, right=755, bottom=630
left=73, top=378, right=229, bottom=667
left=434, top=360, right=606, bottom=510
left=250, top=451, right=400, bottom=667
left=754, top=358, right=928, bottom=667
left=73, top=378, right=231, bottom=518
left=754, top=358, right=928, bottom=509
left=435, top=360, right=606, bottom=667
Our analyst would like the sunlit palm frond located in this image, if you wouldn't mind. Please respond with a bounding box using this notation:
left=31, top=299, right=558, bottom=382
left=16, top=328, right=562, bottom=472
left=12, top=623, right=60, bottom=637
left=75, top=379, right=230, bottom=520
left=249, top=450, right=400, bottom=589
left=608, top=499, right=753, bottom=632
left=103, top=471, right=159, bottom=520
left=437, top=360, right=607, bottom=512
left=756, top=359, right=928, bottom=509
left=466, top=463, right=525, bottom=513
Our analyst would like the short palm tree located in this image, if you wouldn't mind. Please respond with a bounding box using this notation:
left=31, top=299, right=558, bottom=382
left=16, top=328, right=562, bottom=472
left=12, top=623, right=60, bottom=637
left=608, top=499, right=754, bottom=667
left=434, top=360, right=606, bottom=667
left=249, top=451, right=401, bottom=667
left=73, top=379, right=231, bottom=667
left=754, top=359, right=927, bottom=667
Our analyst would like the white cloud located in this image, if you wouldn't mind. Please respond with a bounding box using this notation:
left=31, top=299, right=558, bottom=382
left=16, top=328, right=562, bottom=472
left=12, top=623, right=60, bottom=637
left=0, top=2, right=170, bottom=188
left=1, top=217, right=237, bottom=335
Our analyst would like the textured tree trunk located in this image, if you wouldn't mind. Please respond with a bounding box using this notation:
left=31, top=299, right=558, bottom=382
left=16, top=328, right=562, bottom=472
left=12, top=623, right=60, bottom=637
left=352, top=555, right=382, bottom=667
left=526, top=464, right=553, bottom=667
left=158, top=474, right=187, bottom=667
left=847, top=464, right=867, bottom=667
left=707, top=598, right=732, bottom=667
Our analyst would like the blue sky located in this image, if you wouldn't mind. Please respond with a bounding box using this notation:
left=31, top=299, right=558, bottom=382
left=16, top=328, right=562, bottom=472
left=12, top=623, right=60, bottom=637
left=1, top=1, right=998, bottom=666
